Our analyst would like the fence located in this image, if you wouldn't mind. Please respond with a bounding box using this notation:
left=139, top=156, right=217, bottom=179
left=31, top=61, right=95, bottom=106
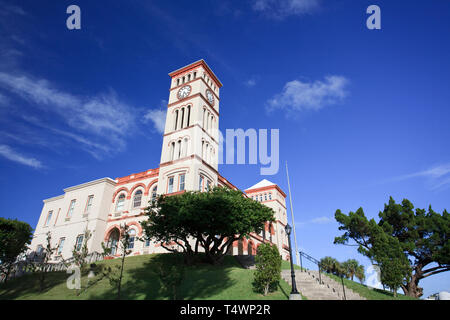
left=0, top=251, right=104, bottom=284
left=298, top=250, right=347, bottom=300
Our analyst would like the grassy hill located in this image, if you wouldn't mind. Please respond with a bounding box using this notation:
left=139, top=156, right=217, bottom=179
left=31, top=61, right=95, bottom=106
left=324, top=273, right=417, bottom=300
left=0, top=254, right=296, bottom=300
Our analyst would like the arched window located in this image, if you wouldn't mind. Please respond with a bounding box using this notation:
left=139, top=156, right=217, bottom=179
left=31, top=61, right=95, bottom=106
left=115, top=194, right=125, bottom=212
left=180, top=108, right=185, bottom=129
left=269, top=193, right=272, bottom=200
left=177, top=140, right=182, bottom=159
left=170, top=142, right=175, bottom=161
left=133, top=190, right=143, bottom=208
left=107, top=229, right=120, bottom=255
left=186, top=105, right=191, bottom=127
left=127, top=229, right=136, bottom=249
left=174, top=110, right=179, bottom=131
left=151, top=185, right=157, bottom=202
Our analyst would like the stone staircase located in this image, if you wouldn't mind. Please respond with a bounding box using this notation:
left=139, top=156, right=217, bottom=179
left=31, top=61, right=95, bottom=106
left=281, top=270, right=366, bottom=300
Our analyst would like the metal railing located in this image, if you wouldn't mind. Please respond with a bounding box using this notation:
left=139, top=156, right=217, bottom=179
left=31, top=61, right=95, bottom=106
left=1, top=251, right=104, bottom=283
left=299, top=250, right=346, bottom=300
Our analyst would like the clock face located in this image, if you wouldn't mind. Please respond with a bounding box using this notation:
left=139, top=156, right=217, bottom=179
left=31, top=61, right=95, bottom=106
left=177, top=85, right=191, bottom=100
left=206, top=89, right=214, bottom=105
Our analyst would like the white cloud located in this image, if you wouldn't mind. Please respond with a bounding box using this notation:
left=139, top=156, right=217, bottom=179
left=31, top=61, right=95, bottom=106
left=266, top=75, right=349, bottom=114
left=0, top=72, right=136, bottom=158
left=244, top=78, right=257, bottom=87
left=0, top=92, right=8, bottom=105
left=253, top=0, right=320, bottom=19
left=391, top=163, right=450, bottom=190
left=310, top=216, right=333, bottom=224
left=0, top=144, right=43, bottom=169
left=143, top=100, right=167, bottom=134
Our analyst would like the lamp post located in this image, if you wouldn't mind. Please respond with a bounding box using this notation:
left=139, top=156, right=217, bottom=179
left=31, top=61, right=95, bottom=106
left=285, top=224, right=301, bottom=300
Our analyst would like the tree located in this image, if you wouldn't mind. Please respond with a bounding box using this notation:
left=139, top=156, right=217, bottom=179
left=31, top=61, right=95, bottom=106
left=355, top=265, right=365, bottom=284
left=103, top=224, right=132, bottom=300
left=341, top=259, right=361, bottom=281
left=155, top=255, right=185, bottom=300
left=0, top=218, right=33, bottom=284
left=334, top=197, right=450, bottom=298
left=319, top=256, right=340, bottom=275
left=141, top=187, right=275, bottom=265
left=253, top=243, right=282, bottom=296
left=72, top=228, right=92, bottom=271
left=37, top=232, right=57, bottom=292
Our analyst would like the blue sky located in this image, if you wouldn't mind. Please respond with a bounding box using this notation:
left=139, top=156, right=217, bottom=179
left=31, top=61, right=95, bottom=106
left=1, top=0, right=449, bottom=297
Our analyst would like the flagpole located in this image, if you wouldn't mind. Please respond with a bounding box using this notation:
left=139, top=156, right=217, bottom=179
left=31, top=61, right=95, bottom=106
left=286, top=161, right=300, bottom=266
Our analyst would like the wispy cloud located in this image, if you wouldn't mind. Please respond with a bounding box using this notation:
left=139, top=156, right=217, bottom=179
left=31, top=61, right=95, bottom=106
left=0, top=92, right=8, bottom=105
left=296, top=216, right=334, bottom=228
left=389, top=163, right=450, bottom=190
left=244, top=76, right=259, bottom=87
left=0, top=144, right=43, bottom=169
left=252, top=0, right=320, bottom=19
left=0, top=72, right=136, bottom=159
left=266, top=75, right=349, bottom=114
left=143, top=100, right=167, bottom=134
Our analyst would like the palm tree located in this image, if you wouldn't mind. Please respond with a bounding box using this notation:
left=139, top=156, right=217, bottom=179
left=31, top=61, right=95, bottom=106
left=320, top=256, right=338, bottom=274
left=355, top=265, right=365, bottom=284
left=342, top=259, right=359, bottom=280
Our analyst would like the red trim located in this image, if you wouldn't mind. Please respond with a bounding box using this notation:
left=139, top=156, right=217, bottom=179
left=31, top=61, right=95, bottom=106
left=129, top=183, right=146, bottom=199
left=104, top=225, right=121, bottom=242
left=112, top=187, right=129, bottom=203
left=245, top=185, right=287, bottom=198
left=168, top=60, right=222, bottom=88
left=145, top=179, right=158, bottom=196
left=126, top=221, right=143, bottom=237
left=115, top=168, right=159, bottom=186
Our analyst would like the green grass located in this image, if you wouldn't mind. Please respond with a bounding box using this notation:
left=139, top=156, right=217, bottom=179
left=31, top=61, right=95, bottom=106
left=0, top=254, right=297, bottom=300
left=324, top=273, right=417, bottom=300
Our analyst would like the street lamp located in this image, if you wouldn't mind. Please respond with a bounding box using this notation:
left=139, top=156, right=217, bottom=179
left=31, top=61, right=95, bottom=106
left=285, top=224, right=301, bottom=300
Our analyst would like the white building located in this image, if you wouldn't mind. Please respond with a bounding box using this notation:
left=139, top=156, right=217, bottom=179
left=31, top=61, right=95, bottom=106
left=30, top=60, right=291, bottom=261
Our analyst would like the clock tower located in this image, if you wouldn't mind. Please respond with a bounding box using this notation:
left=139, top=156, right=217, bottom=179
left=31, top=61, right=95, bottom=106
left=156, top=60, right=222, bottom=195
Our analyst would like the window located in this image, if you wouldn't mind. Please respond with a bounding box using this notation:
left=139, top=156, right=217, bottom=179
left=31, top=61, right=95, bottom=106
left=54, top=208, right=60, bottom=225
left=194, top=72, right=197, bottom=79
left=133, top=190, right=143, bottom=208
left=206, top=180, right=211, bottom=191
left=44, top=211, right=53, bottom=227
left=186, top=106, right=191, bottom=127
left=36, top=245, right=44, bottom=255
left=115, top=194, right=125, bottom=212
left=168, top=176, right=174, bottom=193
left=145, top=239, right=150, bottom=247
left=57, top=238, right=65, bottom=255
left=85, top=195, right=94, bottom=214
left=199, top=175, right=204, bottom=191
left=264, top=193, right=267, bottom=201
left=75, top=235, right=84, bottom=251
left=127, top=229, right=136, bottom=249
left=174, top=110, right=179, bottom=131
left=269, top=193, right=272, bottom=200
left=67, top=200, right=76, bottom=217
left=177, top=78, right=180, bottom=86
left=170, top=142, right=175, bottom=161
left=151, top=185, right=157, bottom=202
left=179, top=174, right=185, bottom=191
left=259, top=195, right=263, bottom=202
